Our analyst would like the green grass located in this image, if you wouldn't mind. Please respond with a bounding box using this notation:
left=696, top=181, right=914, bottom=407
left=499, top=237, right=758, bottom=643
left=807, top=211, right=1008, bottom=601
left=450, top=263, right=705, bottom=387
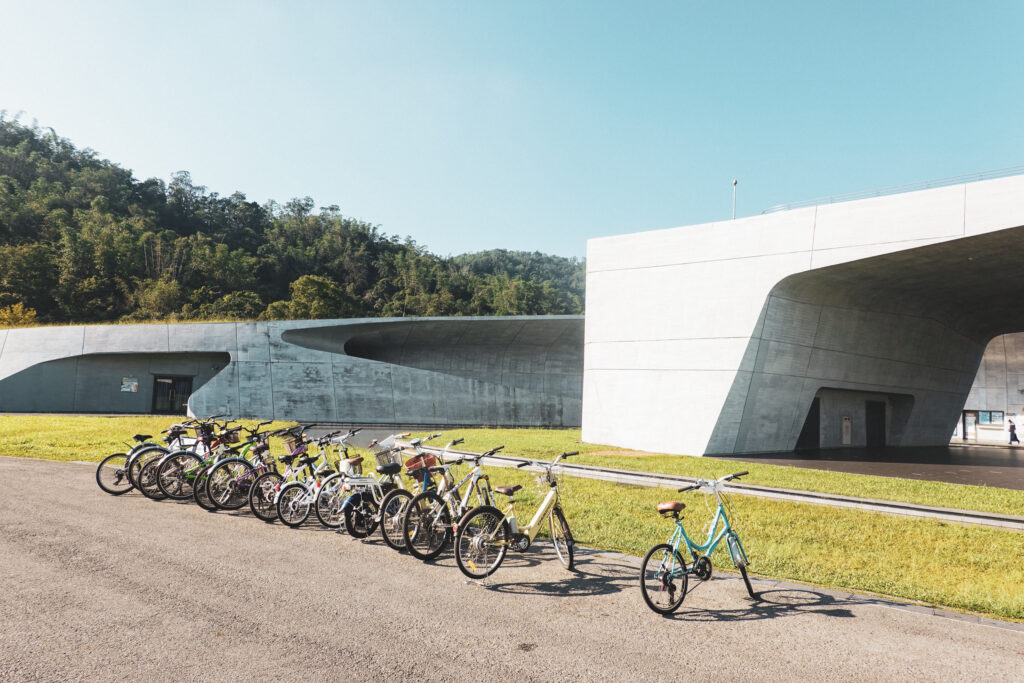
left=437, top=428, right=1024, bottom=518
left=0, top=414, right=299, bottom=462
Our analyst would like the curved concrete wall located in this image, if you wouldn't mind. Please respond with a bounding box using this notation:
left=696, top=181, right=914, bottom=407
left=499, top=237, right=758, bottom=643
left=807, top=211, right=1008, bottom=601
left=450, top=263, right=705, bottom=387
left=0, top=316, right=583, bottom=427
left=584, top=174, right=1024, bottom=455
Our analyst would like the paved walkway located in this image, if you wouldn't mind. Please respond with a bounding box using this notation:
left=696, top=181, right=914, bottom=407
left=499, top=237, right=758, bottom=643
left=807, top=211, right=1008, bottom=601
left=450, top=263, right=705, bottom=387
left=720, top=444, right=1024, bottom=490
left=1, top=457, right=1021, bottom=681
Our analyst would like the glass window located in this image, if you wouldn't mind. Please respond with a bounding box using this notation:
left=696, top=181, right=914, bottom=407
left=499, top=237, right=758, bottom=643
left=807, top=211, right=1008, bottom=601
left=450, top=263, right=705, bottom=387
left=991, top=411, right=1005, bottom=424
left=979, top=411, right=990, bottom=424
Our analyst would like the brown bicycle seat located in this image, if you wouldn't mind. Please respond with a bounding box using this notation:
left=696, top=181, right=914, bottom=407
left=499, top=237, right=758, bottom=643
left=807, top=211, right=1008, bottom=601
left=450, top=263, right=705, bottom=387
left=495, top=485, right=522, bottom=497
left=657, top=501, right=686, bottom=514
left=346, top=456, right=364, bottom=466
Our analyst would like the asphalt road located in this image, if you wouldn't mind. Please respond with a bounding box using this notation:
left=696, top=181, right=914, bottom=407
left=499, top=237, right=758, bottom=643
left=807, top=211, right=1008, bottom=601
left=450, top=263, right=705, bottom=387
left=1, top=457, right=1022, bottom=682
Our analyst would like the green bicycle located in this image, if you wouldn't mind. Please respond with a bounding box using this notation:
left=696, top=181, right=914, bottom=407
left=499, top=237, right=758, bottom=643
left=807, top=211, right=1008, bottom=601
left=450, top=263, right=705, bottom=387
left=640, top=471, right=755, bottom=615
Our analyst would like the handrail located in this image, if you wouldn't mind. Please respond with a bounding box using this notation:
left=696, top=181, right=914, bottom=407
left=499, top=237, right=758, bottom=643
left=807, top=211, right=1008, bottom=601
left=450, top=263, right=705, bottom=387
left=762, top=164, right=1024, bottom=214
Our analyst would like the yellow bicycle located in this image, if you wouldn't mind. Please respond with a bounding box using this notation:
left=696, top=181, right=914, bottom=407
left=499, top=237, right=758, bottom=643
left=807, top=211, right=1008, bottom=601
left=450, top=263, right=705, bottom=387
left=453, top=451, right=577, bottom=579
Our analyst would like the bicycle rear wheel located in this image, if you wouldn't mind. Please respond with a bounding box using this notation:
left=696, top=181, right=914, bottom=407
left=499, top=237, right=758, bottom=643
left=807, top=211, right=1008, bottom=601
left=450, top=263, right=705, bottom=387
left=96, top=453, right=132, bottom=495
left=379, top=489, right=413, bottom=551
left=454, top=505, right=509, bottom=579
left=549, top=507, right=574, bottom=571
left=193, top=465, right=216, bottom=511
left=127, top=446, right=167, bottom=490
left=403, top=491, right=451, bottom=561
left=249, top=471, right=283, bottom=522
left=343, top=494, right=380, bottom=538
left=315, top=474, right=346, bottom=528
left=157, top=452, right=203, bottom=499
left=206, top=458, right=256, bottom=510
left=277, top=482, right=312, bottom=527
left=138, top=457, right=168, bottom=500
left=640, top=543, right=688, bottom=615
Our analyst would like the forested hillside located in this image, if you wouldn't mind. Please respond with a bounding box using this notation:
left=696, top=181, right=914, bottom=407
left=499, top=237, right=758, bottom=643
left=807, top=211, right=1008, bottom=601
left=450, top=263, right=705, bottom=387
left=0, top=117, right=584, bottom=325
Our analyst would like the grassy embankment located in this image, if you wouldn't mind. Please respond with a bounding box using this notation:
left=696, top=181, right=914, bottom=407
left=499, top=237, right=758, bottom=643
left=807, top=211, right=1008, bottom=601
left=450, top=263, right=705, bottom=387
left=2, top=417, right=1021, bottom=621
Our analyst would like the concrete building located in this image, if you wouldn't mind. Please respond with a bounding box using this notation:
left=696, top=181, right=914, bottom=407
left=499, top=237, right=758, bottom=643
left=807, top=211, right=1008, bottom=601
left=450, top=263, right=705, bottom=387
left=583, top=172, right=1024, bottom=456
left=0, top=316, right=583, bottom=427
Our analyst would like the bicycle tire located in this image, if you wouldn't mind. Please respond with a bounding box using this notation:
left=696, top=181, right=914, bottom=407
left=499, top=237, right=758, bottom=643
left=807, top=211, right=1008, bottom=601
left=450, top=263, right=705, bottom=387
left=378, top=489, right=413, bottom=551
left=206, top=458, right=256, bottom=510
left=454, top=505, right=509, bottom=579
left=127, top=445, right=168, bottom=489
left=314, top=473, right=347, bottom=528
left=193, top=465, right=216, bottom=511
left=403, top=491, right=452, bottom=561
left=277, top=482, right=312, bottom=527
left=157, top=451, right=204, bottom=500
left=96, top=453, right=132, bottom=495
left=549, top=506, right=575, bottom=571
left=738, top=563, right=757, bottom=599
left=343, top=493, right=380, bottom=538
left=640, top=543, right=688, bottom=615
left=249, top=471, right=283, bottom=522
left=137, top=457, right=168, bottom=500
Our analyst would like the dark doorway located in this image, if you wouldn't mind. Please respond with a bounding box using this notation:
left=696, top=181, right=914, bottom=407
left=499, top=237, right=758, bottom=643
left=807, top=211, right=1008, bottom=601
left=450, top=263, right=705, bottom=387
left=153, top=376, right=192, bottom=414
left=865, top=400, right=886, bottom=448
left=795, top=397, right=821, bottom=450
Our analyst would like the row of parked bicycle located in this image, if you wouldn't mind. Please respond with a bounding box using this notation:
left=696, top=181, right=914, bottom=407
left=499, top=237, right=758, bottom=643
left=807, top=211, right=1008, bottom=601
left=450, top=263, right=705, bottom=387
left=94, top=416, right=756, bottom=614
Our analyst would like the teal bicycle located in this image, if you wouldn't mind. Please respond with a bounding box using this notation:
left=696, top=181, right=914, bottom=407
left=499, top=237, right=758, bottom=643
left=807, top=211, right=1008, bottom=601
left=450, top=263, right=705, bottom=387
left=640, top=471, right=755, bottom=614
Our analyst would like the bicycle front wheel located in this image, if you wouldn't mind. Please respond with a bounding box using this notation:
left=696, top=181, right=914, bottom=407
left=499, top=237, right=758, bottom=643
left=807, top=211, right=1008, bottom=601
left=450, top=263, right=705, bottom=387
left=96, top=453, right=132, bottom=495
left=640, top=543, right=688, bottom=615
left=379, top=489, right=413, bottom=551
left=206, top=458, right=256, bottom=510
left=403, top=491, right=452, bottom=561
left=138, top=457, right=168, bottom=500
left=549, top=507, right=574, bottom=571
left=343, top=494, right=380, bottom=538
left=454, top=505, right=510, bottom=579
left=193, top=465, right=216, bottom=511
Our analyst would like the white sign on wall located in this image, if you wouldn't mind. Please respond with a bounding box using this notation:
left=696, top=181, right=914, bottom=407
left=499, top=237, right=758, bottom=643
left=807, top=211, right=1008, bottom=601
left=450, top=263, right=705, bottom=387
left=120, top=377, right=138, bottom=393
left=842, top=416, right=852, bottom=445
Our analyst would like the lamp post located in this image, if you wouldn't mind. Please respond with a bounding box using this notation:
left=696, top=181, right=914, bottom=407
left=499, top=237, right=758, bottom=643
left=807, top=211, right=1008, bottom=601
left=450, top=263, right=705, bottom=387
left=732, top=179, right=738, bottom=219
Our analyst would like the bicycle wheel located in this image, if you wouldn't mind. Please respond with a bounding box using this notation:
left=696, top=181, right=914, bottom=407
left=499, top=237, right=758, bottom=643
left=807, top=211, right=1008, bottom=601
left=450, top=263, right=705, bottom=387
left=315, top=473, right=347, bottom=528
left=379, top=489, right=413, bottom=551
left=454, top=505, right=509, bottom=579
left=640, top=543, right=688, bottom=615
left=549, top=507, right=575, bottom=571
left=277, top=482, right=312, bottom=527
left=343, top=494, right=380, bottom=538
left=128, top=446, right=167, bottom=490
left=96, top=453, right=132, bottom=495
left=403, top=491, right=452, bottom=561
left=727, top=532, right=757, bottom=599
left=157, top=452, right=203, bottom=499
left=206, top=458, right=256, bottom=510
left=193, top=465, right=216, bottom=511
left=137, top=455, right=168, bottom=500
left=249, top=471, right=284, bottom=522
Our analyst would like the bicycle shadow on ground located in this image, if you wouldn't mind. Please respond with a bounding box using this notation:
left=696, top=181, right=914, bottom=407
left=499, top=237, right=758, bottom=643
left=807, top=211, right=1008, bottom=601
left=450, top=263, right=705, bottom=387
left=476, top=553, right=638, bottom=598
left=667, top=583, right=859, bottom=623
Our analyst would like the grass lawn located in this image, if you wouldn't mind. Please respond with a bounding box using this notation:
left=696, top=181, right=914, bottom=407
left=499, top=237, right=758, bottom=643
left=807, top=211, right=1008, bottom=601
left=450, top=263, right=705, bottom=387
left=439, top=428, right=1024, bottom=518
left=2, top=416, right=1021, bottom=621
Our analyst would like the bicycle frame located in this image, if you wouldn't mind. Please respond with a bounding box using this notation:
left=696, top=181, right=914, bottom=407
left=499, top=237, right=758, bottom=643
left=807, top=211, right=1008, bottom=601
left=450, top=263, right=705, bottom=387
left=666, top=492, right=749, bottom=573
left=503, top=486, right=559, bottom=544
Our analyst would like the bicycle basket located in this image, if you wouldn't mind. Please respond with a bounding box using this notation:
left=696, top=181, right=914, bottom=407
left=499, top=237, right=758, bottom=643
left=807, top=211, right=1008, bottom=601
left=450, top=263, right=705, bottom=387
left=374, top=447, right=401, bottom=467
left=284, top=437, right=302, bottom=455
left=405, top=453, right=437, bottom=482
left=221, top=428, right=241, bottom=444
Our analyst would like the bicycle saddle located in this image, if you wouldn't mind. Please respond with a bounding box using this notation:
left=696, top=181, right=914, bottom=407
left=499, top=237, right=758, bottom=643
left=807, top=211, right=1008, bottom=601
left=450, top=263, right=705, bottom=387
left=657, top=501, right=685, bottom=514
left=346, top=456, right=363, bottom=467
left=133, top=434, right=152, bottom=442
left=495, top=485, right=522, bottom=497
left=377, top=462, right=401, bottom=476
left=280, top=454, right=297, bottom=464
left=297, top=456, right=318, bottom=466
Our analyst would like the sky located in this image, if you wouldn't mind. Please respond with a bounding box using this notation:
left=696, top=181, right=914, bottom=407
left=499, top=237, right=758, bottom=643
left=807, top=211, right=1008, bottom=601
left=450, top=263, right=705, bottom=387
left=1, top=1, right=1023, bottom=258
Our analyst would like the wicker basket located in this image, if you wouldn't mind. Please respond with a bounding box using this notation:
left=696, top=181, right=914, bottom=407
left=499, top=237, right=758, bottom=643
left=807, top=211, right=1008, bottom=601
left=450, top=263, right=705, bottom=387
left=373, top=447, right=401, bottom=467
left=284, top=437, right=304, bottom=455
left=405, top=453, right=437, bottom=483
left=221, top=428, right=241, bottom=444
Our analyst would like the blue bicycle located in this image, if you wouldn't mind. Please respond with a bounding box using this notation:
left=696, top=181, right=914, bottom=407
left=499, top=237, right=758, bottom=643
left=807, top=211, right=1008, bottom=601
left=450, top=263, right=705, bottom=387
left=640, top=471, right=755, bottom=614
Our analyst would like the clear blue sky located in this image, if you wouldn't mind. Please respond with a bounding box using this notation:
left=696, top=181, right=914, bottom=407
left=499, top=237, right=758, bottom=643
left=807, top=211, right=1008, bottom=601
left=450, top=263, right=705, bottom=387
left=2, top=1, right=1022, bottom=258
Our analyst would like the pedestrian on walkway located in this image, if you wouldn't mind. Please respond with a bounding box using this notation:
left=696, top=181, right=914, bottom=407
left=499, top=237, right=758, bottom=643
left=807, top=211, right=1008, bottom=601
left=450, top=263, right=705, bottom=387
left=1010, top=420, right=1020, bottom=445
